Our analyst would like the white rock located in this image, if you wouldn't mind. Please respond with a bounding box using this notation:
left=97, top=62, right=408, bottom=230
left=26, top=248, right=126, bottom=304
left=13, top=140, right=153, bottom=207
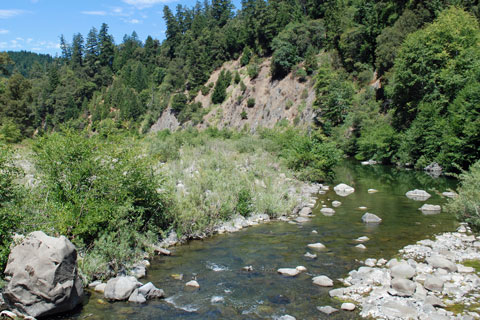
left=368, top=189, right=378, bottom=193
left=358, top=206, right=368, bottom=210
left=296, top=266, right=307, bottom=272
left=94, top=283, right=107, bottom=293
left=320, top=208, right=335, bottom=216
left=186, top=280, right=200, bottom=288
left=317, top=306, right=338, bottom=314
left=277, top=268, right=300, bottom=277
left=442, top=191, right=457, bottom=198
left=341, top=303, right=356, bottom=311
left=406, top=189, right=431, bottom=201
left=311, top=230, right=318, bottom=234
left=355, top=244, right=367, bottom=250
left=334, top=183, right=355, bottom=196
left=356, top=236, right=370, bottom=242
left=307, top=243, right=326, bottom=250
left=457, top=264, right=475, bottom=273
left=361, top=213, right=382, bottom=224
left=312, top=275, right=334, bottom=287
left=278, top=315, right=296, bottom=320
left=304, top=252, right=317, bottom=259
left=419, top=204, right=442, bottom=213
left=332, top=201, right=342, bottom=207
left=128, top=289, right=146, bottom=304
left=365, top=258, right=377, bottom=267
left=298, top=207, right=313, bottom=217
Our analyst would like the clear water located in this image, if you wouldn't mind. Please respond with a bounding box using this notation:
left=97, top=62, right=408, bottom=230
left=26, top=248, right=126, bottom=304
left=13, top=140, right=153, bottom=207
left=64, top=161, right=458, bottom=320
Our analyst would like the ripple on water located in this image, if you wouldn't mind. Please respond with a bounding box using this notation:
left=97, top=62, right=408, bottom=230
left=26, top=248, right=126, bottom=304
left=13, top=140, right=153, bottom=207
left=165, top=295, right=199, bottom=313
left=206, top=261, right=229, bottom=272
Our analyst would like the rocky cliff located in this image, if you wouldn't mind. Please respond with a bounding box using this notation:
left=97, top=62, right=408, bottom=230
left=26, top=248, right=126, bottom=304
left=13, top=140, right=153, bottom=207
left=151, top=57, right=317, bottom=133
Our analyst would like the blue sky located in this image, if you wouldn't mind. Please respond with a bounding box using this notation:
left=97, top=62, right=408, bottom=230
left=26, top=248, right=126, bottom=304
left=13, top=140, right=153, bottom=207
left=0, top=0, right=241, bottom=56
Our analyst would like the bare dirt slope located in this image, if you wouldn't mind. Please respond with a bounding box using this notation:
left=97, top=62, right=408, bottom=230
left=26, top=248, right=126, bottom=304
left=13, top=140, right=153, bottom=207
left=151, top=57, right=317, bottom=133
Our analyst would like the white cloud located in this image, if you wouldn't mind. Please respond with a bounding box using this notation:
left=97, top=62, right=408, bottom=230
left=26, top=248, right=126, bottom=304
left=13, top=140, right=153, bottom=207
left=27, top=38, right=33, bottom=43
left=0, top=9, right=26, bottom=19
left=0, top=29, right=9, bottom=34
left=122, top=0, right=171, bottom=9
left=81, top=10, right=107, bottom=16
left=126, top=18, right=141, bottom=24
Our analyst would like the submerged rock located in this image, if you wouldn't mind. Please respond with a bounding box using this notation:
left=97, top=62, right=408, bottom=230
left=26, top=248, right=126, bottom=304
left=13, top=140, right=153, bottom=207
left=405, top=189, right=431, bottom=201
left=361, top=213, right=382, bottom=224
left=320, top=208, right=335, bottom=216
left=332, top=201, right=342, bottom=207
left=3, top=231, right=84, bottom=318
left=419, top=204, right=441, bottom=214
left=356, top=236, right=370, bottom=242
left=367, top=189, right=378, bottom=193
left=334, top=183, right=355, bottom=197
left=298, top=207, right=313, bottom=217
left=278, top=266, right=306, bottom=277
left=317, top=306, right=338, bottom=314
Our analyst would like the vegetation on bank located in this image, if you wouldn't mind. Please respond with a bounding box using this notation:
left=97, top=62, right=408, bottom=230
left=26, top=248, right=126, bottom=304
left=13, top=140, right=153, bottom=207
left=0, top=126, right=340, bottom=281
left=446, top=161, right=480, bottom=231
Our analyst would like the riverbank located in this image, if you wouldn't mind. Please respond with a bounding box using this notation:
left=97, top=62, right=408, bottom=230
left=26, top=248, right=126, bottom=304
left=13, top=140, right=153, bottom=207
left=330, top=224, right=480, bottom=319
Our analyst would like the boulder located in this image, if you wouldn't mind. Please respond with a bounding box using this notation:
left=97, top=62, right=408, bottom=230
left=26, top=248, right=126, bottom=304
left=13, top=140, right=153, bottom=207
left=419, top=204, right=442, bottom=214
left=104, top=276, right=140, bottom=301
left=138, top=282, right=164, bottom=299
left=3, top=231, right=84, bottom=318
left=426, top=256, right=457, bottom=272
left=320, top=208, right=335, bottom=216
left=94, top=283, right=107, bottom=293
left=365, top=259, right=377, bottom=267
left=424, top=275, right=445, bottom=292
left=391, top=278, right=416, bottom=297
left=425, top=295, right=446, bottom=307
left=334, top=184, right=355, bottom=197
left=424, top=162, right=442, bottom=176
left=298, top=207, right=313, bottom=217
left=390, top=262, right=416, bottom=279
left=278, top=315, right=296, bottom=320
left=361, top=213, right=382, bottom=224
left=355, top=244, right=367, bottom=250
left=341, top=303, right=356, bottom=311
left=381, top=301, right=418, bottom=319
left=128, top=289, right=146, bottom=304
left=312, top=275, right=333, bottom=287
left=405, top=189, right=431, bottom=201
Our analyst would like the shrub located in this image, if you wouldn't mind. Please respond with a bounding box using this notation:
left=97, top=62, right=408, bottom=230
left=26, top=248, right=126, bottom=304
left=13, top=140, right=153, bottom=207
left=240, top=46, right=252, bottom=66
left=247, top=98, right=255, bottom=108
left=0, top=145, right=23, bottom=272
left=247, top=63, right=259, bottom=79
left=171, top=93, right=188, bottom=113
left=212, top=70, right=232, bottom=104
left=200, top=85, right=210, bottom=95
left=240, top=81, right=247, bottom=93
left=234, top=71, right=241, bottom=84
left=446, top=161, right=480, bottom=231
left=240, top=110, right=248, bottom=120
left=235, top=188, right=253, bottom=217
left=33, top=130, right=173, bottom=247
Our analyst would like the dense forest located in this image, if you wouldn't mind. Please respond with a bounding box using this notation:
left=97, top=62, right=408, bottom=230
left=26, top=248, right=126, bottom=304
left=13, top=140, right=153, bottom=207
left=1, top=0, right=480, bottom=172
left=0, top=0, right=480, bottom=289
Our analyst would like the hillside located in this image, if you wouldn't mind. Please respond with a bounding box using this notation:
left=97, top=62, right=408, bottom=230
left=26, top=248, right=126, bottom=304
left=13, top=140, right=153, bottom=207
left=151, top=57, right=316, bottom=132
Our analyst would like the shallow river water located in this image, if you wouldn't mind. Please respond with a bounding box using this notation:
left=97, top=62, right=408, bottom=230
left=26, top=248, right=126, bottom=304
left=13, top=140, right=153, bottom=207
left=66, top=161, right=458, bottom=320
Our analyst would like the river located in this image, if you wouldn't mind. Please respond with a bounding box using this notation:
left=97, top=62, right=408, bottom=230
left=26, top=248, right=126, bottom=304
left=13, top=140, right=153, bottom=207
left=64, top=161, right=458, bottom=319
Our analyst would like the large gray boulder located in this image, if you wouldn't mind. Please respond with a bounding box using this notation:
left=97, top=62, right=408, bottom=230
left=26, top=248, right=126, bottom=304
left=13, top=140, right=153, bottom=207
left=334, top=184, right=355, bottom=197
left=390, top=262, right=416, bottom=279
left=104, top=276, right=141, bottom=301
left=426, top=256, right=457, bottom=272
left=3, top=231, right=84, bottom=318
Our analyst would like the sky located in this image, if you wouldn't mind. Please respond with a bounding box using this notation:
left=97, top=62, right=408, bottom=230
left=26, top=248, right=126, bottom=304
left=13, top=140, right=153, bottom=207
left=0, top=0, right=241, bottom=56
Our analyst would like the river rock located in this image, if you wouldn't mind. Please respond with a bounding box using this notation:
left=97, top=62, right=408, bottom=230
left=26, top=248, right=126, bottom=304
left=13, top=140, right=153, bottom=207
left=368, top=189, right=378, bottom=193
left=278, top=268, right=300, bottom=277
left=424, top=275, right=445, bottom=292
left=88, top=280, right=102, bottom=288
left=312, top=275, right=334, bottom=287
left=332, top=201, right=342, bottom=207
left=365, top=259, right=377, bottom=267
left=419, top=204, right=442, bottom=214
left=138, top=282, right=165, bottom=299
left=358, top=206, right=367, bottom=210
left=298, top=207, right=312, bottom=217
left=104, top=276, right=140, bottom=301
left=304, top=252, right=317, bottom=259
left=341, top=303, right=356, bottom=311
left=186, top=280, right=200, bottom=288
left=391, top=262, right=416, bottom=279
left=128, top=289, right=146, bottom=304
left=130, top=265, right=146, bottom=279
left=355, top=244, right=367, bottom=250
left=361, top=160, right=377, bottom=165
left=356, top=236, right=370, bottom=242
left=391, top=278, right=416, bottom=297
left=320, top=208, right=335, bottom=216
left=424, top=162, right=442, bottom=176
left=294, top=216, right=311, bottom=223
left=442, top=191, right=457, bottom=199
left=307, top=243, right=326, bottom=250
left=426, top=256, right=457, bottom=272
left=94, top=283, right=107, bottom=293
left=381, top=301, right=418, bottom=319
left=278, top=315, right=296, bottom=320
left=334, top=183, right=355, bottom=196
left=3, top=231, right=84, bottom=318
left=457, top=264, right=475, bottom=273
left=406, top=189, right=431, bottom=201
left=425, top=295, right=446, bottom=307
left=361, top=213, right=382, bottom=224
left=317, top=306, right=338, bottom=314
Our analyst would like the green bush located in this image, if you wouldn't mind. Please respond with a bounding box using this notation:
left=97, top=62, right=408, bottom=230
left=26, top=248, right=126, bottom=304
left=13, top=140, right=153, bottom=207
left=235, top=188, right=253, bottom=217
left=171, top=93, right=188, bottom=113
left=0, top=145, right=23, bottom=272
left=240, top=47, right=252, bottom=67
left=240, top=110, right=248, bottom=120
left=212, top=70, right=232, bottom=104
left=33, top=130, right=173, bottom=247
left=247, top=97, right=255, bottom=108
left=247, top=63, right=259, bottom=79
left=234, top=71, right=241, bottom=84
left=446, top=161, right=480, bottom=231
